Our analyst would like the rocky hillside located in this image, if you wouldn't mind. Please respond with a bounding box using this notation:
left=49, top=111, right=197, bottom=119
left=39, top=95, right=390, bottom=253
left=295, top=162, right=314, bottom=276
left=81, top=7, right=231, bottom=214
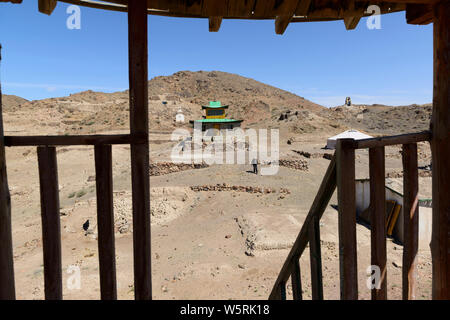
left=1, top=71, right=326, bottom=135
left=1, top=71, right=432, bottom=136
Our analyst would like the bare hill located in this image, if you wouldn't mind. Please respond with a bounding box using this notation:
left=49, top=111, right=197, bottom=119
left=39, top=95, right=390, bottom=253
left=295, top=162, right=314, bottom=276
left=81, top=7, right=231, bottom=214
left=1, top=71, right=431, bottom=137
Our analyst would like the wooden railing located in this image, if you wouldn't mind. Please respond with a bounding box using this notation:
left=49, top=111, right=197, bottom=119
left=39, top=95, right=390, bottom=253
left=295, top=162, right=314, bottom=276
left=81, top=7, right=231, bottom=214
left=2, top=134, right=148, bottom=300
left=269, top=131, right=432, bottom=300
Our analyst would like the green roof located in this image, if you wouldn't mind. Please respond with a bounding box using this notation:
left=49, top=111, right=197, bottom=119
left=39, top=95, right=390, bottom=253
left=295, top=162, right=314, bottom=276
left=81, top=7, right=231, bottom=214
left=202, top=101, right=228, bottom=109
left=190, top=119, right=243, bottom=123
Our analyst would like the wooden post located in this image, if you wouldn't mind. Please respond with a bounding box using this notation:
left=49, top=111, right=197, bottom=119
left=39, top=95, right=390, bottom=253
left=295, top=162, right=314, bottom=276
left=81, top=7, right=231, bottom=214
left=431, top=1, right=450, bottom=300
left=128, top=0, right=151, bottom=300
left=336, top=139, right=358, bottom=300
left=309, top=216, right=323, bottom=300
left=369, top=147, right=387, bottom=300
left=37, top=146, right=62, bottom=300
left=94, top=145, right=117, bottom=300
left=402, top=143, right=419, bottom=300
left=291, top=257, right=302, bottom=300
left=0, top=44, right=16, bottom=300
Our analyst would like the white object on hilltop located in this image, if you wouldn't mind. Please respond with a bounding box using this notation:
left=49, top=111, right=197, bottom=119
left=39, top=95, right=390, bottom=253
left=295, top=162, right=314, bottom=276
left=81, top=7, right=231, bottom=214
left=175, top=109, right=185, bottom=123
left=326, top=129, right=372, bottom=149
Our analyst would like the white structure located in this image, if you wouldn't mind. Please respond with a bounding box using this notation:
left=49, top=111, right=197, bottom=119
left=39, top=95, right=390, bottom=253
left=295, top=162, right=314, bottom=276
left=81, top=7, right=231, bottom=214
left=175, top=109, right=185, bottom=123
left=326, top=129, right=372, bottom=149
left=355, top=179, right=432, bottom=250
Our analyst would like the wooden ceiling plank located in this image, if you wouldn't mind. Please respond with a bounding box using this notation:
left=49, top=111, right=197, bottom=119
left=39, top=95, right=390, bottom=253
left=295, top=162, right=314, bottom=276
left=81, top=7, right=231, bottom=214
left=296, top=0, right=312, bottom=16
left=228, top=0, right=255, bottom=17
left=406, top=3, right=433, bottom=24
left=202, top=0, right=228, bottom=16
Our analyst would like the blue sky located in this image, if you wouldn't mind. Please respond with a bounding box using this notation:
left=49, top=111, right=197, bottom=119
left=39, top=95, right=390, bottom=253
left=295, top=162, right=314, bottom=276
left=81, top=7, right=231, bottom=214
left=0, top=1, right=432, bottom=107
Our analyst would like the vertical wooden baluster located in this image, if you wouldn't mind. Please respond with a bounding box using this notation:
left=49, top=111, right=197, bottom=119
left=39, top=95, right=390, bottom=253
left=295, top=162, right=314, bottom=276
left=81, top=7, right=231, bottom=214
left=309, top=216, right=324, bottom=300
left=280, top=281, right=286, bottom=300
left=0, top=44, right=15, bottom=299
left=37, top=146, right=62, bottom=300
left=128, top=0, right=152, bottom=300
left=369, top=147, right=387, bottom=300
left=431, top=1, right=450, bottom=300
left=336, top=138, right=358, bottom=300
left=402, top=143, right=419, bottom=300
left=95, top=145, right=117, bottom=300
left=291, top=257, right=302, bottom=300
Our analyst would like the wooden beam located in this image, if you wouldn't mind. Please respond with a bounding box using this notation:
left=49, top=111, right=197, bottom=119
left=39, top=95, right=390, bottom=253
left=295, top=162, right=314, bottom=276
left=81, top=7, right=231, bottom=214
left=402, top=143, right=419, bottom=300
left=37, top=146, right=62, bottom=300
left=309, top=216, right=323, bottom=300
left=38, top=0, right=57, bottom=15
left=95, top=145, right=117, bottom=300
left=128, top=0, right=152, bottom=300
left=336, top=139, right=358, bottom=300
left=406, top=3, right=433, bottom=24
left=275, top=15, right=293, bottom=35
left=355, top=131, right=431, bottom=149
left=0, top=45, right=15, bottom=300
left=4, top=134, right=145, bottom=147
left=208, top=16, right=222, bottom=32
left=274, top=0, right=300, bottom=34
left=342, top=0, right=364, bottom=30
left=369, top=147, right=387, bottom=300
left=431, top=1, right=450, bottom=300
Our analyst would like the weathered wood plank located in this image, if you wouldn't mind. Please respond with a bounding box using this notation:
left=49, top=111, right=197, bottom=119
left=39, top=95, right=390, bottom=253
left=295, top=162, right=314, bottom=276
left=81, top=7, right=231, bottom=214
left=0, top=45, right=15, bottom=300
left=355, top=131, right=431, bottom=149
left=37, top=146, right=62, bottom=300
left=269, top=155, right=336, bottom=299
left=406, top=3, right=433, bottom=25
left=402, top=143, right=419, bottom=300
left=309, top=216, right=323, bottom=300
left=431, top=1, right=450, bottom=300
left=128, top=0, right=152, bottom=300
left=95, top=145, right=117, bottom=300
left=4, top=134, right=145, bottom=147
left=336, top=138, right=357, bottom=300
left=291, top=257, right=302, bottom=300
left=369, top=147, right=387, bottom=300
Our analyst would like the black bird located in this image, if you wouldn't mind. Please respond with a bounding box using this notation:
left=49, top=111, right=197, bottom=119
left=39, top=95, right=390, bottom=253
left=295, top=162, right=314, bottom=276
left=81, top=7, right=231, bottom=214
left=82, top=219, right=90, bottom=231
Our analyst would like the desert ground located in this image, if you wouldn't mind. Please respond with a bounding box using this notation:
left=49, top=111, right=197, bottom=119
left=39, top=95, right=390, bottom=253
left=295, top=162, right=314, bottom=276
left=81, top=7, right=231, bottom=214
left=2, top=71, right=433, bottom=300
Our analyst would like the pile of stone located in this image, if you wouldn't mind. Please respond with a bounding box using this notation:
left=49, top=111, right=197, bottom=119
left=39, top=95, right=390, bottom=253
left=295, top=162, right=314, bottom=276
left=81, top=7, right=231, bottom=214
left=190, top=183, right=290, bottom=194
left=278, top=159, right=309, bottom=171
left=150, top=162, right=209, bottom=176
left=293, top=150, right=333, bottom=160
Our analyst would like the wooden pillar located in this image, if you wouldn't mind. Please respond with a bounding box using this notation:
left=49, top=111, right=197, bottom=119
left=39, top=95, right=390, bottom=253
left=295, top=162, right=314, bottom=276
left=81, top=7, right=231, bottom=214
left=402, top=143, right=418, bottom=300
left=431, top=1, right=450, bottom=300
left=369, top=147, right=387, bottom=300
left=37, top=146, right=62, bottom=300
left=336, top=139, right=358, bottom=300
left=128, top=0, right=151, bottom=300
left=94, top=145, right=117, bottom=300
left=0, top=44, right=16, bottom=300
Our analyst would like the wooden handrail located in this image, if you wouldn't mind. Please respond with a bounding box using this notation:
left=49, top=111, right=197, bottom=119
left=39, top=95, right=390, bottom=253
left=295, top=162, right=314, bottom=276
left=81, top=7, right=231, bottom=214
left=269, top=155, right=336, bottom=299
left=354, top=131, right=431, bottom=149
left=4, top=133, right=147, bottom=147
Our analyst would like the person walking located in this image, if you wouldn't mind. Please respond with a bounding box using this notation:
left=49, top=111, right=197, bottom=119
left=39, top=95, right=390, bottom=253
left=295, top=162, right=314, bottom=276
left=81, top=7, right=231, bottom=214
left=251, top=157, right=258, bottom=174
